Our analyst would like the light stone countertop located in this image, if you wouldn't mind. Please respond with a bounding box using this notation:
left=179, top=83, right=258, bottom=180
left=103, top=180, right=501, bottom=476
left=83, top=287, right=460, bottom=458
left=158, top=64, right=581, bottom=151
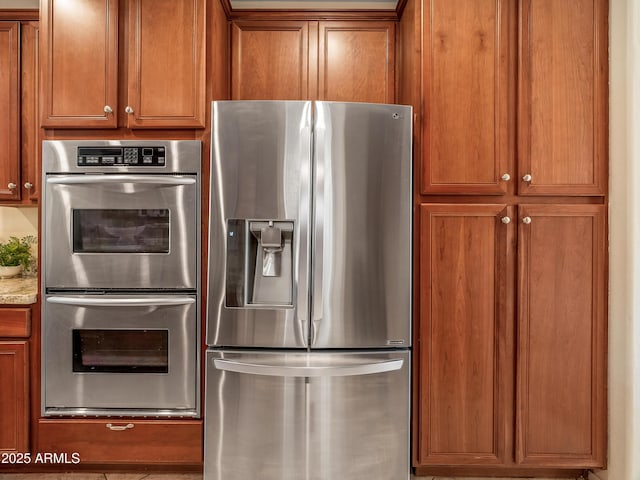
left=0, top=275, right=38, bottom=304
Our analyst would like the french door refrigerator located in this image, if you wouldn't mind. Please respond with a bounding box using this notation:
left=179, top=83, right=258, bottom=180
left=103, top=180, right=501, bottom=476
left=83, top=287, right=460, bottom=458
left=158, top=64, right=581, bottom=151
left=205, top=101, right=412, bottom=480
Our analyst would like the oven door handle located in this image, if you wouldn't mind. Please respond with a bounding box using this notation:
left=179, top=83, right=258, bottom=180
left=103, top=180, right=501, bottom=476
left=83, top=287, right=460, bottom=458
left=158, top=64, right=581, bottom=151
left=46, top=296, right=196, bottom=307
left=46, top=175, right=196, bottom=186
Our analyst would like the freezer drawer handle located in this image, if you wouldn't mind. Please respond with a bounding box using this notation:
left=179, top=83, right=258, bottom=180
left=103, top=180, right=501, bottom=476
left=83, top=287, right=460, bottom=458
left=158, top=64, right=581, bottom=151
left=213, top=358, right=403, bottom=377
left=47, top=297, right=196, bottom=307
left=47, top=175, right=196, bottom=186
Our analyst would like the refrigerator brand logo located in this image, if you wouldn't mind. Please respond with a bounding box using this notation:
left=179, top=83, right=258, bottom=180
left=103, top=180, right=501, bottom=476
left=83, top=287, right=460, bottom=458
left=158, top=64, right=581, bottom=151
left=387, top=340, right=405, bottom=346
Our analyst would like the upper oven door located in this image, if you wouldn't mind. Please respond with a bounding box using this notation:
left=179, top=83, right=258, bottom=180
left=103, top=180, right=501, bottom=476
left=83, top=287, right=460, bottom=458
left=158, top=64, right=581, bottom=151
left=44, top=174, right=198, bottom=290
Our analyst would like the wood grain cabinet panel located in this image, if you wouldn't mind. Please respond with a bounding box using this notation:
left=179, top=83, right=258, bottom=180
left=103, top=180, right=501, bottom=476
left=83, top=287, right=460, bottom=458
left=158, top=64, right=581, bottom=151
left=0, top=341, right=29, bottom=453
left=41, top=0, right=118, bottom=128
left=418, top=204, right=511, bottom=466
left=127, top=0, right=205, bottom=128
left=518, top=0, right=608, bottom=195
left=230, top=20, right=395, bottom=103
left=318, top=21, right=395, bottom=104
left=516, top=204, right=606, bottom=467
left=41, top=0, right=205, bottom=129
left=38, top=419, right=203, bottom=464
left=231, top=21, right=309, bottom=100
left=20, top=21, right=40, bottom=203
left=0, top=21, right=20, bottom=201
left=421, top=0, right=512, bottom=195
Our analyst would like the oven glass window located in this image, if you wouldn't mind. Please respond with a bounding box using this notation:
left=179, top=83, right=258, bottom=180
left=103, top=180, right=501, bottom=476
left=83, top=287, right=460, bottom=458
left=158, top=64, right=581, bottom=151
left=72, top=329, right=169, bottom=374
left=72, top=209, right=170, bottom=253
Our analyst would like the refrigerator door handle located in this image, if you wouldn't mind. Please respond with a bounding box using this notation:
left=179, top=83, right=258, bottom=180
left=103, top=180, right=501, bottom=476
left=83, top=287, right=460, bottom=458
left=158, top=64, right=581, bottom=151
left=213, top=358, right=403, bottom=377
left=310, top=102, right=328, bottom=345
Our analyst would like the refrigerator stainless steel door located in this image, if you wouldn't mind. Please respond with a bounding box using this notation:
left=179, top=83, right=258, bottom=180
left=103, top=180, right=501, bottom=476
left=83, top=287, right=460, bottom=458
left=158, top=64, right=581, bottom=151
left=312, top=102, right=413, bottom=348
left=208, top=101, right=312, bottom=348
left=204, top=349, right=410, bottom=480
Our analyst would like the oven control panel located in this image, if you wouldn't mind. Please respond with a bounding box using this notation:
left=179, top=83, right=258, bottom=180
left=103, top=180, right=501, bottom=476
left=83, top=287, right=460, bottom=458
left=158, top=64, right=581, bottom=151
left=77, top=146, right=166, bottom=166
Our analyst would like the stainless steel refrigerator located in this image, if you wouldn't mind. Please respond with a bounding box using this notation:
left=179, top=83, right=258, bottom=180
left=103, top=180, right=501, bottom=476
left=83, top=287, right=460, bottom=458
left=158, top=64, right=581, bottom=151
left=205, top=101, right=412, bottom=480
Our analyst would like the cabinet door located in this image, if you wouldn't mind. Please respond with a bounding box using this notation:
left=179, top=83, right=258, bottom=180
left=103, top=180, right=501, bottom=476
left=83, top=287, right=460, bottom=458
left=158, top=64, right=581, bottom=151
left=318, top=21, right=395, bottom=104
left=422, top=0, right=513, bottom=195
left=0, top=341, right=29, bottom=453
left=41, top=0, right=118, bottom=128
left=0, top=21, right=20, bottom=201
left=231, top=21, right=310, bottom=100
left=127, top=0, right=205, bottom=128
left=21, top=21, right=39, bottom=203
left=518, top=0, right=608, bottom=195
left=516, top=204, right=606, bottom=467
left=417, top=204, right=512, bottom=466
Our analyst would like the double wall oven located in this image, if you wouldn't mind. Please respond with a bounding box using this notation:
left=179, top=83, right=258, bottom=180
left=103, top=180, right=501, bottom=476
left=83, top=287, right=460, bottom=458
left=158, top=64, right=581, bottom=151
left=41, top=140, right=201, bottom=417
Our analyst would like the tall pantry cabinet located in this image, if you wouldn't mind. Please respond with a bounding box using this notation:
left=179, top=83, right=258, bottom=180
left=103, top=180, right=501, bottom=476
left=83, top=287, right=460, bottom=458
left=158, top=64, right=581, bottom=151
left=400, top=0, right=608, bottom=475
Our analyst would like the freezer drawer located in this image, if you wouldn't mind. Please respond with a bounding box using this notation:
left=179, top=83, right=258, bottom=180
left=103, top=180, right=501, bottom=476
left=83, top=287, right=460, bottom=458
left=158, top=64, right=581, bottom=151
left=204, top=349, right=410, bottom=480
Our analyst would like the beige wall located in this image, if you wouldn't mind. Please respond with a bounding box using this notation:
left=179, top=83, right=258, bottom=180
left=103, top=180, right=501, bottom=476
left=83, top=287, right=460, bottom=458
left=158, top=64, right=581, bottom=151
left=0, top=207, right=38, bottom=242
left=600, top=0, right=640, bottom=479
left=0, top=0, right=38, bottom=8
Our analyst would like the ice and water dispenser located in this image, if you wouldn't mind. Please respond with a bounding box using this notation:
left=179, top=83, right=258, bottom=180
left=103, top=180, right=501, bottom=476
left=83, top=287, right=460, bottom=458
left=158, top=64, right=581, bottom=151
left=225, top=219, right=294, bottom=307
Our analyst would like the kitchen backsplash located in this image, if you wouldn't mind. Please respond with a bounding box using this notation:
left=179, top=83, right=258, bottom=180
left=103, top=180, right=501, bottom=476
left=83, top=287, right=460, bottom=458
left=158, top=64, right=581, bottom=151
left=0, top=206, right=38, bottom=242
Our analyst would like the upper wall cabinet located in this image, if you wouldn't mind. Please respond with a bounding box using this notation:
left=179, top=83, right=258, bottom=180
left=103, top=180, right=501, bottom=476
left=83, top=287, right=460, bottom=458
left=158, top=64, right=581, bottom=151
left=231, top=21, right=310, bottom=100
left=41, top=0, right=206, bottom=129
left=0, top=21, right=20, bottom=201
left=421, top=0, right=513, bottom=195
left=317, top=22, right=395, bottom=104
left=518, top=0, right=607, bottom=195
left=231, top=20, right=395, bottom=104
left=0, top=19, right=39, bottom=204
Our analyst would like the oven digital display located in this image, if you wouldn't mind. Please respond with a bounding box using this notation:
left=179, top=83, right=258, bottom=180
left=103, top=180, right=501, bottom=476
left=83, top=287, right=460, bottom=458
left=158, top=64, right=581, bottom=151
left=72, top=209, right=170, bottom=253
left=72, top=329, right=169, bottom=374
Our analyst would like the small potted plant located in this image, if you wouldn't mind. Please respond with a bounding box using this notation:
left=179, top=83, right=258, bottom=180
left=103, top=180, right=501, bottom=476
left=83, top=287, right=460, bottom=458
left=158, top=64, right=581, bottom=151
left=0, top=236, right=36, bottom=279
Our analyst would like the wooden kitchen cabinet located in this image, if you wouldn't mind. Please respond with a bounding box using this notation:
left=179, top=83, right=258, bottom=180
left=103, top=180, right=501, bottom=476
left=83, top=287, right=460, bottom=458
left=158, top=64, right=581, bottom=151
left=406, top=0, right=608, bottom=473
left=417, top=204, right=512, bottom=467
left=231, top=20, right=395, bottom=103
left=317, top=21, right=395, bottom=104
left=420, top=0, right=514, bottom=195
left=0, top=15, right=39, bottom=204
left=40, top=0, right=205, bottom=129
left=518, top=0, right=608, bottom=196
left=231, top=21, right=310, bottom=100
left=37, top=419, right=203, bottom=464
left=516, top=204, right=606, bottom=468
left=417, top=0, right=607, bottom=196
left=0, top=21, right=20, bottom=202
left=416, top=203, right=607, bottom=473
left=0, top=307, right=31, bottom=453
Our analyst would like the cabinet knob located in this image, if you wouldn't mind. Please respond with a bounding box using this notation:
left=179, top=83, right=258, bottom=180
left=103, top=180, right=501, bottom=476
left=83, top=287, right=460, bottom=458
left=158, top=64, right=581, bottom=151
left=24, top=182, right=33, bottom=189
left=522, top=216, right=532, bottom=224
left=103, top=105, right=113, bottom=114
left=522, top=174, right=533, bottom=182
left=501, top=216, right=511, bottom=224
left=125, top=106, right=134, bottom=114
left=7, top=182, right=17, bottom=190
left=501, top=173, right=511, bottom=182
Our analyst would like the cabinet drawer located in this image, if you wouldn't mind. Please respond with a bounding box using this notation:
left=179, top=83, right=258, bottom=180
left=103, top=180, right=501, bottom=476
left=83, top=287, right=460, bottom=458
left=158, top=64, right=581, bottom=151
left=0, top=308, right=31, bottom=337
left=37, top=419, right=202, bottom=464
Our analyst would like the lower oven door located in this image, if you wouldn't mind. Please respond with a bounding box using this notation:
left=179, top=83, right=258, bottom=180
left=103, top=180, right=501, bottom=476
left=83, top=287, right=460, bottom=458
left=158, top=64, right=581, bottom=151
left=42, top=294, right=199, bottom=417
